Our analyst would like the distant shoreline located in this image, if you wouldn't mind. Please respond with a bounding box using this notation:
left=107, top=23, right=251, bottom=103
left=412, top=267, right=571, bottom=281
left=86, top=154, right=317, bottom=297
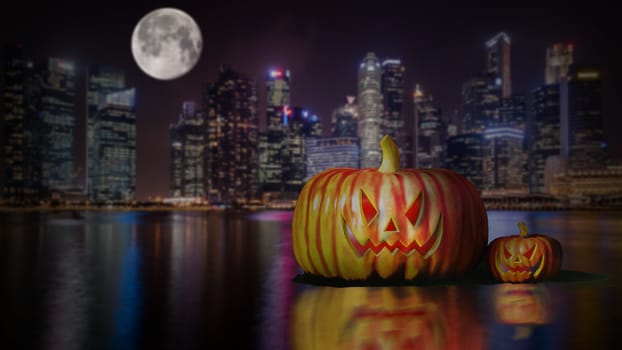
left=1, top=205, right=621, bottom=213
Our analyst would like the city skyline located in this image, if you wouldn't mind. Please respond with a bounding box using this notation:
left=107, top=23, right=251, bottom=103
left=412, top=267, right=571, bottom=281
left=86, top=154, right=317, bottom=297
left=1, top=4, right=620, bottom=199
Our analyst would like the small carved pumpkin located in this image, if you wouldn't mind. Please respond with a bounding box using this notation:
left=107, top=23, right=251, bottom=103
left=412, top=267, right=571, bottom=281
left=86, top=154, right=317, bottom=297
left=488, top=222, right=562, bottom=283
left=292, top=135, right=488, bottom=280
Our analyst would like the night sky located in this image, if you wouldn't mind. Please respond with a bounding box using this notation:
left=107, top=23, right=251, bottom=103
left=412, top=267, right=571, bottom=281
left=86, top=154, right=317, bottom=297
left=1, top=2, right=620, bottom=200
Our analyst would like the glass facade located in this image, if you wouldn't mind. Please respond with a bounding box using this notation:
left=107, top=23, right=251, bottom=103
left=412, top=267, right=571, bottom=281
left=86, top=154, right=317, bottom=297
left=170, top=101, right=205, bottom=198
left=561, top=65, right=606, bottom=170
left=461, top=73, right=500, bottom=133
left=1, top=46, right=41, bottom=204
left=331, top=96, right=359, bottom=138
left=545, top=43, right=574, bottom=85
left=281, top=106, right=321, bottom=193
left=86, top=65, right=125, bottom=198
left=91, top=88, right=136, bottom=202
left=414, top=84, right=445, bottom=169
left=382, top=59, right=410, bottom=167
left=358, top=52, right=384, bottom=168
left=486, top=32, right=511, bottom=98
left=445, top=133, right=484, bottom=190
left=483, top=127, right=527, bottom=190
left=305, top=137, right=360, bottom=180
left=205, top=65, right=259, bottom=206
left=260, top=69, right=291, bottom=192
left=530, top=84, right=561, bottom=193
left=38, top=58, right=76, bottom=193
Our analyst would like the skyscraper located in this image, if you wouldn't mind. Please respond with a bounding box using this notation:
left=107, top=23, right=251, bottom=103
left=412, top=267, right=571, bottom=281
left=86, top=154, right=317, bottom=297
left=498, top=94, right=527, bottom=128
left=413, top=84, right=446, bottom=169
left=461, top=73, right=500, bottom=133
left=170, top=101, right=205, bottom=198
left=528, top=43, right=576, bottom=193
left=331, top=96, right=359, bottom=138
left=486, top=32, right=511, bottom=98
left=1, top=45, right=41, bottom=204
left=260, top=69, right=292, bottom=193
left=86, top=65, right=125, bottom=198
left=382, top=59, right=410, bottom=167
left=91, top=88, right=136, bottom=202
left=306, top=137, right=360, bottom=180
left=38, top=58, right=76, bottom=193
left=281, top=106, right=322, bottom=193
left=205, top=65, right=259, bottom=206
left=445, top=133, right=484, bottom=190
left=529, top=84, right=561, bottom=193
left=560, top=65, right=606, bottom=170
left=545, top=43, right=574, bottom=85
left=358, top=52, right=384, bottom=168
left=483, top=127, right=527, bottom=190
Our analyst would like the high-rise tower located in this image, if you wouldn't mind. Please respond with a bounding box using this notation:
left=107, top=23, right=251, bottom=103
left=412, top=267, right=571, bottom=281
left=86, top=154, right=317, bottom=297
left=414, top=84, right=446, bottom=169
left=91, top=88, right=136, bottom=202
left=545, top=43, right=574, bottom=85
left=38, top=58, right=76, bottom=193
left=560, top=65, right=606, bottom=170
left=358, top=52, right=384, bottom=168
left=1, top=45, right=40, bottom=204
left=382, top=59, right=409, bottom=167
left=205, top=65, right=259, bottom=206
left=86, top=65, right=125, bottom=198
left=170, top=101, right=204, bottom=198
left=331, top=96, right=359, bottom=138
left=486, top=32, right=511, bottom=98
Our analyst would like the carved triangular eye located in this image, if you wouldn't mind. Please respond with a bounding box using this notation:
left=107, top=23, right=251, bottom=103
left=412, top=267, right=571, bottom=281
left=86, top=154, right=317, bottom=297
left=405, top=192, right=422, bottom=226
left=361, top=189, right=378, bottom=224
left=504, top=247, right=512, bottom=259
left=523, top=245, right=536, bottom=259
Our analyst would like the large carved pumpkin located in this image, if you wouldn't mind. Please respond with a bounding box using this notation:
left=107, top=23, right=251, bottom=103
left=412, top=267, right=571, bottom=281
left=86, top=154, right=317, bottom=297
left=291, top=286, right=485, bottom=350
left=292, top=135, right=488, bottom=280
left=488, top=222, right=563, bottom=283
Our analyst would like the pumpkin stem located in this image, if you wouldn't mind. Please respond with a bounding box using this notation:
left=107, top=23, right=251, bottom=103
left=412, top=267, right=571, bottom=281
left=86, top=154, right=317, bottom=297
left=518, top=221, right=529, bottom=238
left=379, top=135, right=400, bottom=173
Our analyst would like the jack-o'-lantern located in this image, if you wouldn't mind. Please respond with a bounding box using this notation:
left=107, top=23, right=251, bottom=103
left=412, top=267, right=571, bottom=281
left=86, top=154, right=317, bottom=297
left=292, top=135, right=488, bottom=280
left=488, top=222, right=562, bottom=283
left=291, top=286, right=485, bottom=350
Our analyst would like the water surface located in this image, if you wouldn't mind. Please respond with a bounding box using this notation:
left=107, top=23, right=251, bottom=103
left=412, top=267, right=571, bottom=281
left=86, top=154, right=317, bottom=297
left=0, top=210, right=620, bottom=349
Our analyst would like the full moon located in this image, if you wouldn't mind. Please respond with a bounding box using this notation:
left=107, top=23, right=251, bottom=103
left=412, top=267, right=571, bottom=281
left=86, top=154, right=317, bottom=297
left=131, top=8, right=202, bottom=80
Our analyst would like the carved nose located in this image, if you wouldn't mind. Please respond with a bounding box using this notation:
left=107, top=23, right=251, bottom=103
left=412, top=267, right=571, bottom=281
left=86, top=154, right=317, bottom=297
left=384, top=218, right=399, bottom=233
left=512, top=256, right=521, bottom=264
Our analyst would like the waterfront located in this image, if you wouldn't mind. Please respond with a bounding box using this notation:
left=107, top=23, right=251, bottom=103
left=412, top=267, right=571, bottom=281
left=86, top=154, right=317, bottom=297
left=0, top=210, right=621, bottom=349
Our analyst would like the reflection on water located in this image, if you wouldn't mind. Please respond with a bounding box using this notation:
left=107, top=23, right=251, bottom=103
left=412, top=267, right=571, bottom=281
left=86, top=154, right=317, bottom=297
left=0, top=210, right=621, bottom=349
left=291, top=286, right=485, bottom=350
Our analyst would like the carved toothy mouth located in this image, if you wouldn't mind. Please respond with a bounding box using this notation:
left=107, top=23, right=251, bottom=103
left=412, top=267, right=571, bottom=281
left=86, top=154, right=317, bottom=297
left=500, top=254, right=545, bottom=277
left=342, top=214, right=443, bottom=258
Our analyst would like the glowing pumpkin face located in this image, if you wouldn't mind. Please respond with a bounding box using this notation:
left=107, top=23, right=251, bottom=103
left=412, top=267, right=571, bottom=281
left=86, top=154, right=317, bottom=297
left=293, top=135, right=488, bottom=280
left=489, top=222, right=563, bottom=283
left=341, top=172, right=443, bottom=259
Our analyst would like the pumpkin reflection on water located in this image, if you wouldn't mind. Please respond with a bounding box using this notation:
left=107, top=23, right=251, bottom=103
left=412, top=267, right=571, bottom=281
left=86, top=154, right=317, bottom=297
left=490, top=283, right=553, bottom=343
left=291, top=286, right=485, bottom=350
left=493, top=284, right=551, bottom=325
